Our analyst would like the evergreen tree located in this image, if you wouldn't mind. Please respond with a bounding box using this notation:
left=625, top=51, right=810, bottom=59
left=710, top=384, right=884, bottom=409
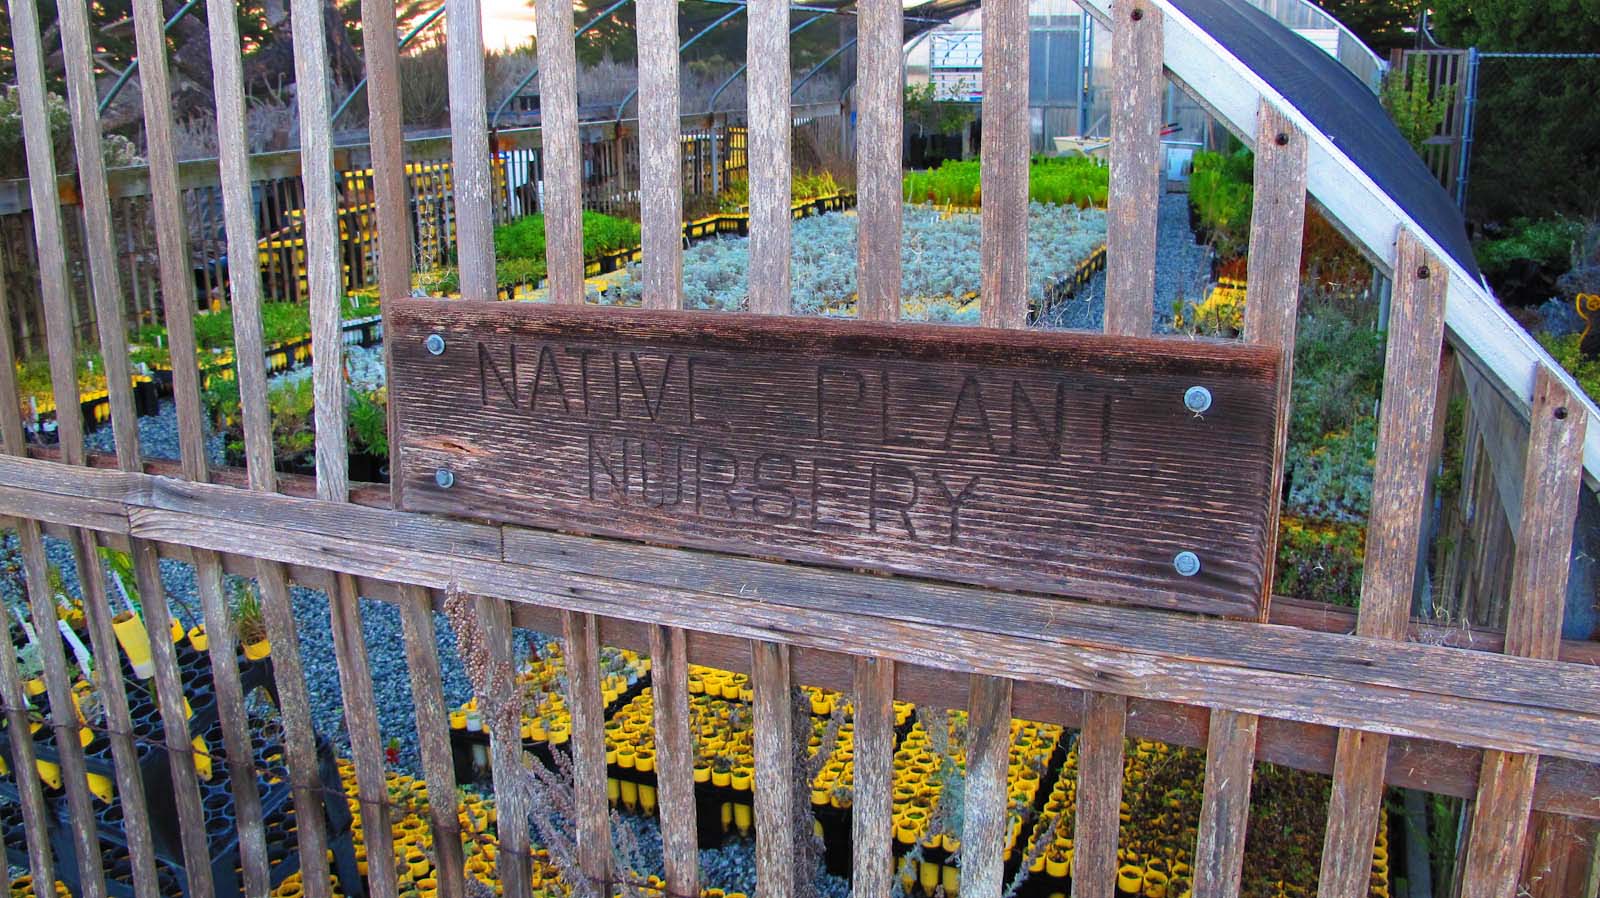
left=1310, top=0, right=1420, bottom=54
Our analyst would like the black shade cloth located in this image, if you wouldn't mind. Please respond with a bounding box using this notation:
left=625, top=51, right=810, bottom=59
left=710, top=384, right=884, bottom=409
left=1170, top=0, right=1480, bottom=278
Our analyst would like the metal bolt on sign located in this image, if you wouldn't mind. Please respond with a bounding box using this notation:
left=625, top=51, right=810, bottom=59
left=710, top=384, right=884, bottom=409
left=1173, top=551, right=1201, bottom=577
left=425, top=333, right=446, bottom=356
left=1184, top=386, right=1212, bottom=414
left=435, top=468, right=456, bottom=489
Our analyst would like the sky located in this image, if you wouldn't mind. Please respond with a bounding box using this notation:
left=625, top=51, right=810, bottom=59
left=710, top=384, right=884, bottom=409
left=482, top=0, right=539, bottom=50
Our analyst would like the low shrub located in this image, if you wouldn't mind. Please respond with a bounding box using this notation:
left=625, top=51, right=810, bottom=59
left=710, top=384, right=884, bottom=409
left=1275, top=515, right=1365, bottom=607
left=901, top=156, right=1109, bottom=208
left=492, top=210, right=641, bottom=264
left=1188, top=148, right=1254, bottom=257
left=1476, top=217, right=1582, bottom=282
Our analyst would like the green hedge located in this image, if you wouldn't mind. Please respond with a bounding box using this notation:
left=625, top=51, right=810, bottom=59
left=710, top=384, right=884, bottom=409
left=491, top=210, right=642, bottom=288
left=901, top=156, right=1109, bottom=208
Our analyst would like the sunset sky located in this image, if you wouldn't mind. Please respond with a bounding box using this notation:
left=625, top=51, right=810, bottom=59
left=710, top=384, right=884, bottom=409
left=482, top=0, right=539, bottom=50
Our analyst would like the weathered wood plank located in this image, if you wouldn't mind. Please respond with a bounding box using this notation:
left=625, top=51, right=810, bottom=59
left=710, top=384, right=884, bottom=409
left=649, top=624, right=699, bottom=896
left=856, top=0, right=901, bottom=322
left=1243, top=101, right=1309, bottom=621
left=1317, top=232, right=1446, bottom=898
left=564, top=610, right=611, bottom=891
left=1104, top=0, right=1164, bottom=337
left=533, top=0, right=584, bottom=302
left=1074, top=691, right=1128, bottom=898
left=447, top=0, right=494, bottom=300
left=390, top=300, right=1282, bottom=617
left=752, top=640, right=795, bottom=898
left=1194, top=709, right=1259, bottom=898
left=473, top=594, right=531, bottom=898
left=254, top=559, right=333, bottom=898
left=359, top=0, right=412, bottom=508
left=1459, top=367, right=1586, bottom=898
left=978, top=0, right=1030, bottom=328
left=961, top=675, right=1013, bottom=898
left=130, top=537, right=216, bottom=898
left=398, top=585, right=465, bottom=898
left=327, top=574, right=398, bottom=898
left=638, top=0, right=683, bottom=310
left=852, top=657, right=895, bottom=898
left=195, top=0, right=285, bottom=489
left=291, top=0, right=349, bottom=501
left=58, top=0, right=139, bottom=469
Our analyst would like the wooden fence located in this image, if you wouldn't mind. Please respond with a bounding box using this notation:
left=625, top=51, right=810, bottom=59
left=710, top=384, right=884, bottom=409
left=0, top=1, right=1595, bottom=898
left=0, top=113, right=776, bottom=357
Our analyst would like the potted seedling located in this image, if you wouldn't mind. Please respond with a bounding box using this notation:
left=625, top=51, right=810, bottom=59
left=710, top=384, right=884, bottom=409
left=231, top=580, right=270, bottom=660
left=98, top=550, right=156, bottom=679
left=711, top=754, right=734, bottom=788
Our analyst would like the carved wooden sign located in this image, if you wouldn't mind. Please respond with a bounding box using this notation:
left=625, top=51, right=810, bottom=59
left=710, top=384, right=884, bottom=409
left=390, top=300, right=1281, bottom=617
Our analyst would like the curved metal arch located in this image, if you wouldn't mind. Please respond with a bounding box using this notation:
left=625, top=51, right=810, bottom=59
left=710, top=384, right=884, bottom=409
left=97, top=0, right=202, bottom=115
left=615, top=4, right=746, bottom=121
left=490, top=0, right=636, bottom=128
left=791, top=36, right=855, bottom=98
left=704, top=11, right=831, bottom=115
left=330, top=5, right=449, bottom=126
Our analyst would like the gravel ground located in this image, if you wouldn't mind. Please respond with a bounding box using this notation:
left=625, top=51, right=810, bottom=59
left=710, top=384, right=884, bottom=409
left=1034, top=191, right=1213, bottom=333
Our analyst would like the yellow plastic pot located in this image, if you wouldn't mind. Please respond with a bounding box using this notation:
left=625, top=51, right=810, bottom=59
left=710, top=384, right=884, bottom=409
left=635, top=750, right=656, bottom=773
left=112, top=611, right=155, bottom=679
left=1117, top=864, right=1143, bottom=895
left=606, top=778, right=620, bottom=803
left=86, top=771, right=114, bottom=803
left=731, top=771, right=751, bottom=790
left=35, top=759, right=61, bottom=789
left=695, top=763, right=713, bottom=784
left=734, top=802, right=752, bottom=835
left=24, top=677, right=46, bottom=697
left=1144, top=868, right=1170, bottom=898
left=942, top=865, right=960, bottom=896
left=616, top=748, right=636, bottom=769
left=243, top=637, right=272, bottom=661
left=187, top=625, right=208, bottom=652
left=640, top=784, right=657, bottom=815
left=712, top=770, right=732, bottom=788
left=192, top=735, right=213, bottom=780
left=620, top=779, right=639, bottom=810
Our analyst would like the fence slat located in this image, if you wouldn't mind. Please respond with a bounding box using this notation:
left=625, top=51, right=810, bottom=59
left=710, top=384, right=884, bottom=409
left=329, top=574, right=399, bottom=898
left=1459, top=366, right=1586, bottom=898
left=192, top=0, right=275, bottom=489
left=1194, top=710, right=1258, bottom=898
left=638, top=0, right=684, bottom=310
left=564, top=610, right=612, bottom=891
left=746, top=0, right=792, bottom=314
left=1317, top=232, right=1446, bottom=898
left=960, top=675, right=1013, bottom=898
left=534, top=0, right=585, bottom=302
left=1074, top=691, right=1128, bottom=898
left=978, top=0, right=1030, bottom=328
left=851, top=657, right=895, bottom=898
left=254, top=559, right=333, bottom=898
left=752, top=640, right=795, bottom=898
left=649, top=624, right=700, bottom=895
left=291, top=0, right=349, bottom=501
left=855, top=0, right=902, bottom=322
left=0, top=290, right=56, bottom=892
left=1104, top=0, right=1164, bottom=336
left=473, top=594, right=531, bottom=898
left=129, top=536, right=217, bottom=898
left=1193, top=100, right=1308, bottom=898
left=447, top=0, right=494, bottom=300
left=398, top=585, right=466, bottom=898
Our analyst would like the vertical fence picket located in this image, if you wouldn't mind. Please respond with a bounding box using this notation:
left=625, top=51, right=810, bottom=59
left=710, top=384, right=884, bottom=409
left=638, top=0, right=683, bottom=310
left=0, top=274, right=58, bottom=897
left=1104, top=0, right=1164, bottom=336
left=649, top=625, right=700, bottom=895
left=474, top=594, right=531, bottom=898
left=535, top=0, right=584, bottom=302
left=1317, top=232, right=1446, bottom=898
left=1193, top=101, right=1307, bottom=898
left=977, top=0, right=1028, bottom=328
left=752, top=640, right=795, bottom=898
left=565, top=611, right=612, bottom=893
left=1073, top=691, right=1127, bottom=898
left=747, top=0, right=792, bottom=315
left=851, top=657, right=895, bottom=898
left=398, top=585, right=466, bottom=898
left=960, top=675, right=1013, bottom=898
left=1459, top=367, right=1585, bottom=898
left=855, top=0, right=901, bottom=322
left=326, top=574, right=398, bottom=898
left=447, top=0, right=494, bottom=301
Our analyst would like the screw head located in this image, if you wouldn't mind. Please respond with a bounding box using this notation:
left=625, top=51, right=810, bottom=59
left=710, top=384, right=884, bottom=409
left=1555, top=406, right=1569, bottom=420
left=1416, top=265, right=1431, bottom=281
left=434, top=468, right=455, bottom=489
left=1130, top=7, right=1143, bottom=20
left=1173, top=551, right=1201, bottom=577
left=425, top=333, right=446, bottom=356
left=1275, top=132, right=1289, bottom=146
left=1184, top=386, right=1213, bottom=414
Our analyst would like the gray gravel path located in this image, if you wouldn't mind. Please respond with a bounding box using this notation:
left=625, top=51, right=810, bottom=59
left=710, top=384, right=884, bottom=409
left=1034, top=191, right=1212, bottom=333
